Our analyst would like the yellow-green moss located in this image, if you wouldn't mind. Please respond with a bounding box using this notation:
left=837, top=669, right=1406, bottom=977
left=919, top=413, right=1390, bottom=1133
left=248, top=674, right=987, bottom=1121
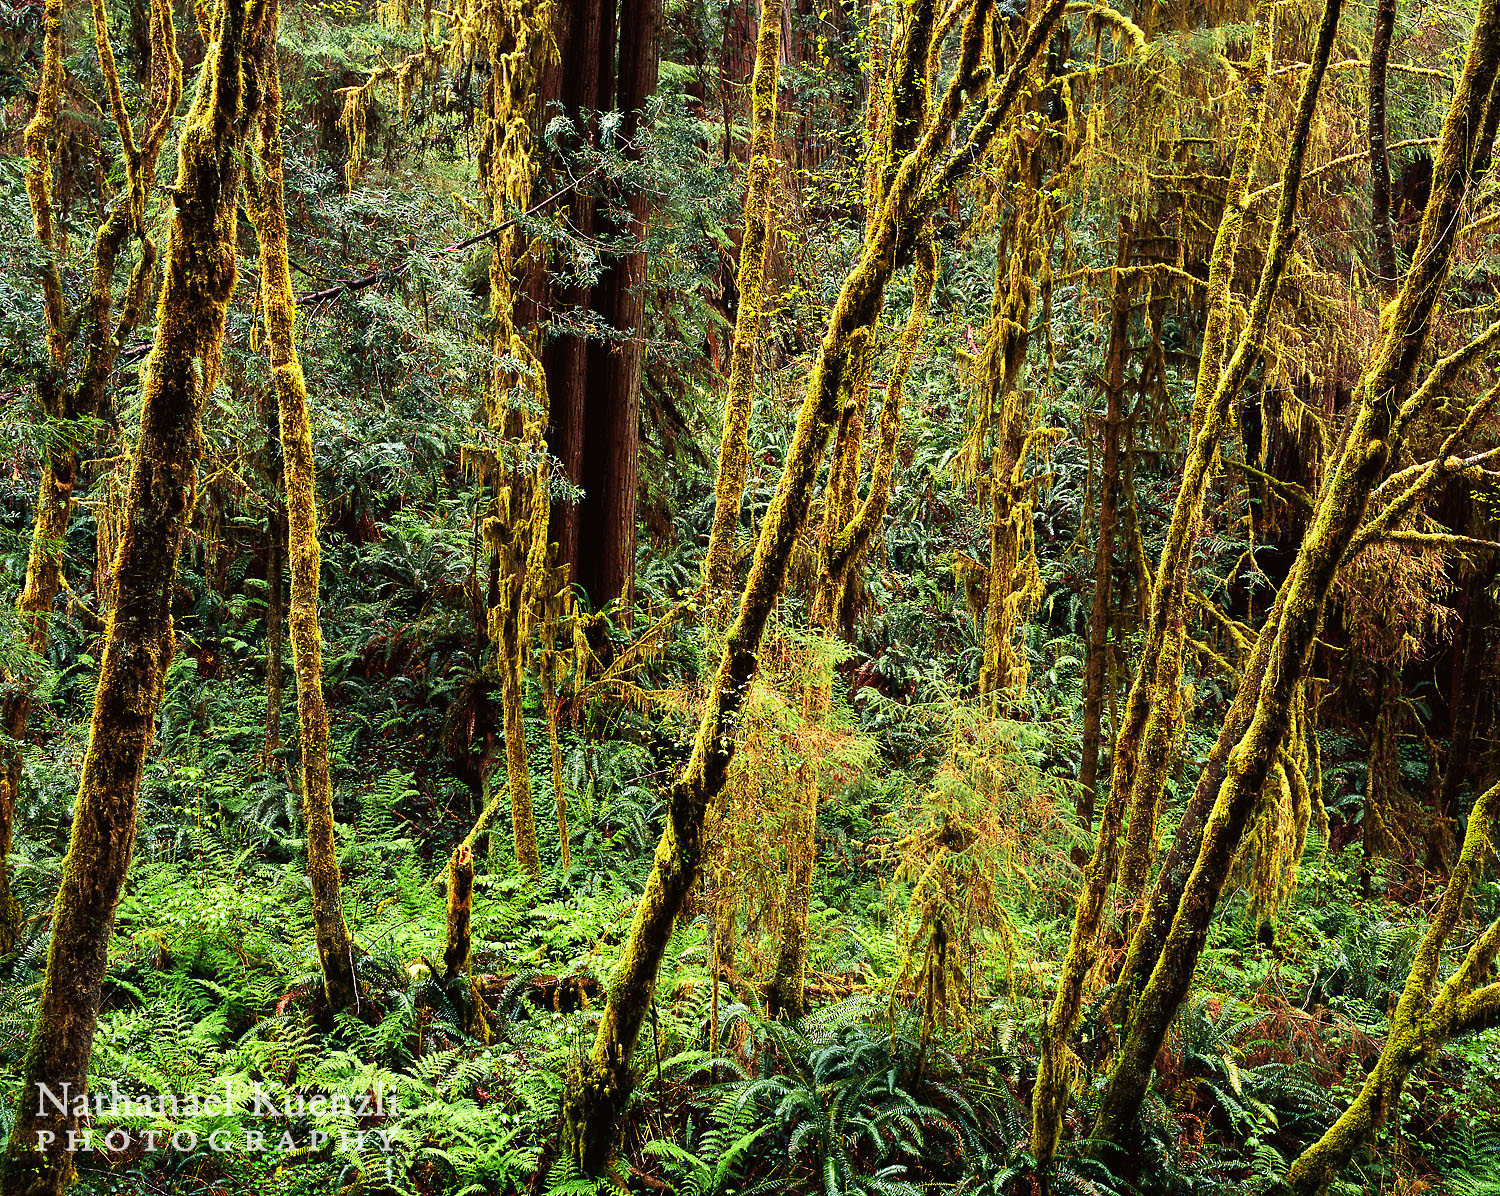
left=703, top=0, right=783, bottom=600
left=245, top=0, right=359, bottom=1013
left=564, top=0, right=1072, bottom=1171
left=3, top=0, right=262, bottom=1188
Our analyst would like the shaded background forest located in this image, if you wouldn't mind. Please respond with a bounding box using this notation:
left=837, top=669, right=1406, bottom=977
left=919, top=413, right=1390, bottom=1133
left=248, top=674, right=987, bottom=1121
left=0, top=0, right=1498, bottom=1192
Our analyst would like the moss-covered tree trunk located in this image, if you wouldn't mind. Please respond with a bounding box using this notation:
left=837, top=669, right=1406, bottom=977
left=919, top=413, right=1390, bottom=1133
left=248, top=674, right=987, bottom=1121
left=765, top=761, right=816, bottom=1020
left=429, top=0, right=555, bottom=884
left=1034, top=0, right=1340, bottom=1170
left=246, top=0, right=358, bottom=1014
left=0, top=0, right=180, bottom=960
left=444, top=845, right=474, bottom=982
left=1368, top=0, right=1398, bottom=290
left=561, top=0, right=1068, bottom=1168
left=496, top=634, right=540, bottom=875
left=1077, top=226, right=1131, bottom=836
left=264, top=504, right=285, bottom=769
left=1280, top=778, right=1500, bottom=1194
left=1092, top=0, right=1500, bottom=1146
left=0, top=0, right=258, bottom=1186
left=762, top=239, right=937, bottom=1016
left=1108, top=0, right=1281, bottom=894
left=973, top=162, right=1048, bottom=706
left=702, top=0, right=781, bottom=600
left=815, top=235, right=937, bottom=634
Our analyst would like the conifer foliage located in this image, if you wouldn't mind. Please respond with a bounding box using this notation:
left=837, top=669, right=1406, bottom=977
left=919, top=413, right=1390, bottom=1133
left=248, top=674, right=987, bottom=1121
left=0, top=1, right=1498, bottom=1195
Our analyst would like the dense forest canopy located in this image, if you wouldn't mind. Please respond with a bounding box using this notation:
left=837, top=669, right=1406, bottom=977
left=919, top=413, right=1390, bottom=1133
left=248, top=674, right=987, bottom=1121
left=0, top=0, right=1497, bottom=1192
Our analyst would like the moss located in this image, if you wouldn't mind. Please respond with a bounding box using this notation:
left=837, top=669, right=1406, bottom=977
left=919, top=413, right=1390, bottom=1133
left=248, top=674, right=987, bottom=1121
left=765, top=761, right=817, bottom=1021
left=1035, top=0, right=1286, bottom=1166
left=245, top=0, right=359, bottom=1014
left=1077, top=227, right=1132, bottom=836
left=2, top=0, right=263, bottom=1188
left=0, top=0, right=183, bottom=962
left=1093, top=0, right=1500, bottom=1150
left=1282, top=781, right=1500, bottom=1195
left=264, top=505, right=285, bottom=766
left=541, top=641, right=571, bottom=872
left=21, top=0, right=64, bottom=374
left=819, top=234, right=938, bottom=630
left=1108, top=0, right=1344, bottom=1006
left=702, top=0, right=783, bottom=601
left=563, top=0, right=1073, bottom=1171
left=444, top=846, right=474, bottom=981
left=973, top=162, right=1056, bottom=709
left=1108, top=0, right=1275, bottom=897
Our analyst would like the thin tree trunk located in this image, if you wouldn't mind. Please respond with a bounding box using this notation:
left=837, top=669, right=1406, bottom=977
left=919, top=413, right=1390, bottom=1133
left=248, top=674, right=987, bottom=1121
left=547, top=676, right=570, bottom=872
left=448, top=0, right=554, bottom=883
left=1078, top=226, right=1131, bottom=837
left=444, top=844, right=474, bottom=981
left=767, top=241, right=936, bottom=1012
left=1, top=0, right=254, bottom=1185
left=1434, top=595, right=1476, bottom=871
left=498, top=645, right=540, bottom=875
left=247, top=4, right=358, bottom=1013
left=1362, top=664, right=1398, bottom=881
left=816, top=236, right=936, bottom=630
left=1369, top=0, right=1398, bottom=290
left=702, top=0, right=782, bottom=599
left=1034, top=0, right=1335, bottom=1170
left=1281, top=778, right=1500, bottom=1195
left=264, top=505, right=285, bottom=769
left=765, top=761, right=816, bottom=1019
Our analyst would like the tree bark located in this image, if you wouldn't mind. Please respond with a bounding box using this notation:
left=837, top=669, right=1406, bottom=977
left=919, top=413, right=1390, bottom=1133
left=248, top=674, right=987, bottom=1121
left=576, top=0, right=664, bottom=612
left=1369, top=0, right=1398, bottom=290
left=765, top=761, right=816, bottom=1019
left=246, top=3, right=359, bottom=1014
left=1, top=0, right=257, bottom=1185
left=542, top=0, right=613, bottom=579
left=1093, top=0, right=1500, bottom=1145
left=560, top=0, right=1067, bottom=1168
left=264, top=504, right=285, bottom=769
left=1035, top=0, right=1339, bottom=1170
left=702, top=0, right=782, bottom=600
left=1078, top=227, right=1131, bottom=837
left=0, top=0, right=180, bottom=959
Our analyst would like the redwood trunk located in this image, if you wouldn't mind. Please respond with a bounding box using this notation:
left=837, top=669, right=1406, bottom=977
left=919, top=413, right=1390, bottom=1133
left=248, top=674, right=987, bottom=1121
left=576, top=0, right=663, bottom=611
left=542, top=0, right=613, bottom=578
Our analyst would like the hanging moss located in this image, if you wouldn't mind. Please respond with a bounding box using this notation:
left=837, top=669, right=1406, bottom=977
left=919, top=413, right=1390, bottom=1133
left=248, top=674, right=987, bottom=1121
left=0, top=0, right=182, bottom=959
left=1033, top=0, right=1325, bottom=1168
left=562, top=0, right=1071, bottom=1170
left=1281, top=776, right=1500, bottom=1194
left=764, top=757, right=817, bottom=1021
left=1092, top=0, right=1500, bottom=1149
